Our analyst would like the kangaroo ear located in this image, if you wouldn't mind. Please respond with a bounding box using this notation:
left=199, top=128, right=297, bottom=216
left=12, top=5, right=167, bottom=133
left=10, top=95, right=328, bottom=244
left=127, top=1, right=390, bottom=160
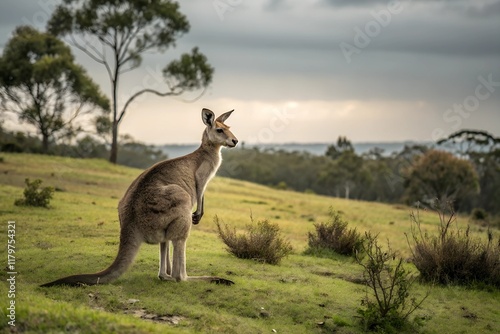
left=216, top=109, right=234, bottom=123
left=202, top=108, right=215, bottom=127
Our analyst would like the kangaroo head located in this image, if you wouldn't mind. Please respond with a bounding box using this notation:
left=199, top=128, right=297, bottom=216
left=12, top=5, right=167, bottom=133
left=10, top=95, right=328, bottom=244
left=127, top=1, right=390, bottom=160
left=201, top=108, right=238, bottom=148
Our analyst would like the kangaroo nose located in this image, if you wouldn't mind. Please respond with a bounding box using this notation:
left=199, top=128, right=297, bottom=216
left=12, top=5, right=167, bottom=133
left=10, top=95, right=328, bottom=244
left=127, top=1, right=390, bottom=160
left=232, top=139, right=238, bottom=146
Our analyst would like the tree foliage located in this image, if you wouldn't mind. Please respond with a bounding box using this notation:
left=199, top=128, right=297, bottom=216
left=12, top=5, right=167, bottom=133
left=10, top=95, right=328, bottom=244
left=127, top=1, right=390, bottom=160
left=438, top=130, right=500, bottom=213
left=0, top=26, right=109, bottom=152
left=0, top=126, right=167, bottom=169
left=218, top=132, right=499, bottom=215
left=47, top=0, right=214, bottom=163
left=437, top=129, right=499, bottom=157
left=325, top=136, right=354, bottom=160
left=321, top=149, right=368, bottom=199
left=403, top=150, right=479, bottom=207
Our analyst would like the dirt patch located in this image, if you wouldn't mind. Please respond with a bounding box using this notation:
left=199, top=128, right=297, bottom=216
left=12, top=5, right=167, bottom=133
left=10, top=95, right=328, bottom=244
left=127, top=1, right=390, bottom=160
left=312, top=270, right=367, bottom=285
left=124, top=309, right=184, bottom=325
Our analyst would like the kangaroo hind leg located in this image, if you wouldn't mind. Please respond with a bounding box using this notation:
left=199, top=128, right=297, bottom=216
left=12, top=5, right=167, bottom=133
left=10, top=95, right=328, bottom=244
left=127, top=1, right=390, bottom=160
left=171, top=238, right=234, bottom=285
left=158, top=241, right=172, bottom=280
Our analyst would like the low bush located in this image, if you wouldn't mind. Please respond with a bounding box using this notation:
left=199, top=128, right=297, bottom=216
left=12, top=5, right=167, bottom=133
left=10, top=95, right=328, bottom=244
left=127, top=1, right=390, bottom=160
left=407, top=202, right=500, bottom=287
left=306, top=210, right=364, bottom=256
left=215, top=216, right=293, bottom=265
left=471, top=208, right=488, bottom=221
left=14, top=178, right=54, bottom=208
left=357, top=232, right=428, bottom=333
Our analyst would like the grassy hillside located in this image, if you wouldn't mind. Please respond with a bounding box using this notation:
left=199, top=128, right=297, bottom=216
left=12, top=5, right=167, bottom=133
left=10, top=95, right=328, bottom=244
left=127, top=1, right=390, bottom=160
left=0, top=153, right=499, bottom=333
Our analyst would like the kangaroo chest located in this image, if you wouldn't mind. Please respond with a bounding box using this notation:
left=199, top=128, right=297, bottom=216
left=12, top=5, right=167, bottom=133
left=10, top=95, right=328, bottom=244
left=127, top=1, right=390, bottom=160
left=196, top=153, right=221, bottom=191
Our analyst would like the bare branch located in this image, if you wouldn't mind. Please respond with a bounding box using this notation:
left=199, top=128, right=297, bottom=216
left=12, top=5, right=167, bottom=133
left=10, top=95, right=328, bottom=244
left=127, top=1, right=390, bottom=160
left=116, top=26, right=134, bottom=61
left=69, top=35, right=113, bottom=81
left=69, top=35, right=105, bottom=64
left=65, top=102, right=85, bottom=125
left=118, top=62, right=141, bottom=75
left=117, top=88, right=182, bottom=124
left=175, top=85, right=209, bottom=103
left=97, top=33, right=114, bottom=48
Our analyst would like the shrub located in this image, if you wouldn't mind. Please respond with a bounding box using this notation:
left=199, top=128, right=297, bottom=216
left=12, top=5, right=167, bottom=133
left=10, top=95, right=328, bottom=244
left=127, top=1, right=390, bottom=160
left=306, top=210, right=364, bottom=256
left=471, top=207, right=488, bottom=221
left=407, top=202, right=500, bottom=287
left=14, top=178, right=54, bottom=208
left=274, top=181, right=288, bottom=190
left=357, top=233, right=428, bottom=333
left=215, top=216, right=293, bottom=265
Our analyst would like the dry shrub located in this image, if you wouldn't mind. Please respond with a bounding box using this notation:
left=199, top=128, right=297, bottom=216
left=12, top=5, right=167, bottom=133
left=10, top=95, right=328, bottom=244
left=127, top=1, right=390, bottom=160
left=407, top=202, right=500, bottom=287
left=306, top=210, right=364, bottom=257
left=215, top=216, right=293, bottom=265
left=357, top=233, right=428, bottom=333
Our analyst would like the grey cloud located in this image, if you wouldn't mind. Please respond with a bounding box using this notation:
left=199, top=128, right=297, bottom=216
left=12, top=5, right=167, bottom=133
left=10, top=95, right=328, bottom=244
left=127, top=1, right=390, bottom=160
left=321, top=0, right=500, bottom=17
left=1, top=0, right=499, bottom=140
left=366, top=21, right=500, bottom=57
left=264, top=0, right=292, bottom=11
left=321, top=0, right=401, bottom=8
left=465, top=0, right=500, bottom=18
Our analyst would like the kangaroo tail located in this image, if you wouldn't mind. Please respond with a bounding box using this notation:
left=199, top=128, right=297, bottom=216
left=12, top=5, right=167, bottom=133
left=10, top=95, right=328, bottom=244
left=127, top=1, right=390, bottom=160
left=40, top=226, right=141, bottom=287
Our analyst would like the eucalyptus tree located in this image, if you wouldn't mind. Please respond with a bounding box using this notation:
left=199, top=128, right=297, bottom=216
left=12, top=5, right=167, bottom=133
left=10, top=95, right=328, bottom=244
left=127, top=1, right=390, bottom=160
left=437, top=130, right=500, bottom=213
left=48, top=0, right=214, bottom=163
left=0, top=26, right=109, bottom=153
left=403, top=150, right=479, bottom=208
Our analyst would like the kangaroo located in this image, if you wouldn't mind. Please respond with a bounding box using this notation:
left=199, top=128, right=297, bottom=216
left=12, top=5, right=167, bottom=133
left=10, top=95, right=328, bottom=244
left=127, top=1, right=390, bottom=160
left=41, top=108, right=238, bottom=287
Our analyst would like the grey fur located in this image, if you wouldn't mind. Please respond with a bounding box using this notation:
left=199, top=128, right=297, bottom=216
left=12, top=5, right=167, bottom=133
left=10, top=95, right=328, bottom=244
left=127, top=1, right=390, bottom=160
left=41, top=109, right=238, bottom=287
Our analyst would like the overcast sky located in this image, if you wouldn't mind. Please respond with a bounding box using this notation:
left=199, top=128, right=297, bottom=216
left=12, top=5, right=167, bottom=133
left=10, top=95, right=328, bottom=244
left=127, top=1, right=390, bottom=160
left=1, top=0, right=499, bottom=145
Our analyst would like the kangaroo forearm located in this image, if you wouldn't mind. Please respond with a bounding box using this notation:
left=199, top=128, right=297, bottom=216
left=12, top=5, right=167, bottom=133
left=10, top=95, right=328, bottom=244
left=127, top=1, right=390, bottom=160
left=195, top=194, right=204, bottom=215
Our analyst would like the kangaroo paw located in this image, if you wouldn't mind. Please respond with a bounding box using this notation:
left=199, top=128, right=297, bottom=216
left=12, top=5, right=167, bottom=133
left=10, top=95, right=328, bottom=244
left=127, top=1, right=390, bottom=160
left=192, top=213, right=202, bottom=225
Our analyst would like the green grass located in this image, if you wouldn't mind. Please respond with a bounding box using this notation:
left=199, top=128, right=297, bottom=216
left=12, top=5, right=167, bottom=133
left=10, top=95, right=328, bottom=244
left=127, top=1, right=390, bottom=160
left=0, top=153, right=499, bottom=333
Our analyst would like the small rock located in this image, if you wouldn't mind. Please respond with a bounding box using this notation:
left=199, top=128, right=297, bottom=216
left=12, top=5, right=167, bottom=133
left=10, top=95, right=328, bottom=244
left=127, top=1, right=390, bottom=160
left=127, top=299, right=140, bottom=304
left=168, top=316, right=182, bottom=325
left=259, top=307, right=270, bottom=318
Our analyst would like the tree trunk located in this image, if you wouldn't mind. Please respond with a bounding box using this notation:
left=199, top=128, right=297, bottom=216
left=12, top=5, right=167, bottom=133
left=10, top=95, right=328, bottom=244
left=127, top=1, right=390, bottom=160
left=109, top=63, right=119, bottom=164
left=109, top=120, right=118, bottom=164
left=42, top=134, right=50, bottom=154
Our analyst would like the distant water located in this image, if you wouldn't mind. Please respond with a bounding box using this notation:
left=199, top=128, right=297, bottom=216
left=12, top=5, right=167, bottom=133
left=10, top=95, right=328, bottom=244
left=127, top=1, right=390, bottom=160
left=159, top=141, right=430, bottom=158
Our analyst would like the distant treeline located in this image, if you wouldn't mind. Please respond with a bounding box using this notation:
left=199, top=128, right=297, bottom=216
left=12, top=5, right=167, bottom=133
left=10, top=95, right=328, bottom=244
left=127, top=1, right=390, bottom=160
left=2, top=125, right=498, bottom=215
left=219, top=131, right=500, bottom=215
left=0, top=127, right=166, bottom=169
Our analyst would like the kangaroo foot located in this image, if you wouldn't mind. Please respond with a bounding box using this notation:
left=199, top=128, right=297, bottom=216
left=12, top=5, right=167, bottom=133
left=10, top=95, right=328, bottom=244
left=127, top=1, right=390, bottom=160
left=210, top=277, right=235, bottom=285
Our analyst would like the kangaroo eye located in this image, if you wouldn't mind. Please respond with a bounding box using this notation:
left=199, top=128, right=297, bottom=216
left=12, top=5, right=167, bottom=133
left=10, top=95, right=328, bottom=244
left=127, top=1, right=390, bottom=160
left=216, top=128, right=224, bottom=133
